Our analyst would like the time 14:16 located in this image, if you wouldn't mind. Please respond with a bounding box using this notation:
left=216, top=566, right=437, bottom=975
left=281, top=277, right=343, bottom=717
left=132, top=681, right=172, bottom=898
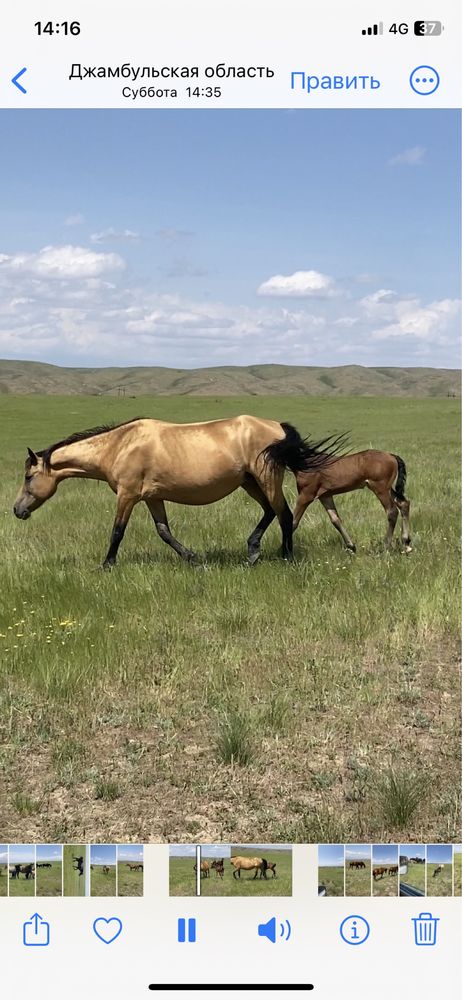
left=34, top=21, right=81, bottom=35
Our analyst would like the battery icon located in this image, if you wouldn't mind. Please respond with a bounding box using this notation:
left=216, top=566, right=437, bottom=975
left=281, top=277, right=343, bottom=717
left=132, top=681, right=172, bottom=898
left=414, top=21, right=443, bottom=35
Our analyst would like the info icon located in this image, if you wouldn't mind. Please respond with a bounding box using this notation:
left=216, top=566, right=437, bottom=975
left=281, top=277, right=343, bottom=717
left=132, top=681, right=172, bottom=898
left=339, top=914, right=370, bottom=946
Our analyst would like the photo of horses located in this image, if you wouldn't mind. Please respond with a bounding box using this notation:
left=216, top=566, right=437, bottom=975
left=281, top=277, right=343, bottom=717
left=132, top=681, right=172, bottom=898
left=169, top=845, right=197, bottom=897
left=0, top=109, right=460, bottom=847
left=426, top=845, right=453, bottom=897
left=372, top=845, right=399, bottom=897
left=36, top=844, right=63, bottom=897
left=318, top=844, right=345, bottom=896
left=117, top=845, right=144, bottom=897
left=454, top=847, right=462, bottom=896
left=8, top=845, right=36, bottom=897
left=399, top=845, right=426, bottom=896
left=63, top=844, right=86, bottom=897
left=201, top=845, right=292, bottom=897
left=169, top=845, right=292, bottom=896
left=90, top=844, right=117, bottom=896
left=344, top=846, right=371, bottom=896
left=0, top=846, right=8, bottom=896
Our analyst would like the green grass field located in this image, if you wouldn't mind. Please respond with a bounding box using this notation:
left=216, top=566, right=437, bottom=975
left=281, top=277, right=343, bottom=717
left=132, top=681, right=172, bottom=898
left=63, top=845, right=86, bottom=896
left=400, top=862, right=426, bottom=894
left=454, top=851, right=462, bottom=896
left=91, top=864, right=117, bottom=896
left=318, top=865, right=344, bottom=896
left=201, top=849, right=292, bottom=897
left=345, top=862, right=371, bottom=896
left=36, top=860, right=62, bottom=897
left=372, top=870, right=398, bottom=897
left=169, top=856, right=197, bottom=896
left=0, top=395, right=460, bottom=844
left=117, top=862, right=144, bottom=897
left=0, top=858, right=7, bottom=896
left=427, top=865, right=453, bottom=896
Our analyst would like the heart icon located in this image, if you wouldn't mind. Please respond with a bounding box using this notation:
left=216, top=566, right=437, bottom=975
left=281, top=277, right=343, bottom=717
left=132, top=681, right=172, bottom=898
left=93, top=917, right=123, bottom=944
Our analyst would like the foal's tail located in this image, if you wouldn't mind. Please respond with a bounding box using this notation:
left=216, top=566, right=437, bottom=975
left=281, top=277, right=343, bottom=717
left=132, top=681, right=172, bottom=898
left=261, top=422, right=347, bottom=475
left=391, top=454, right=407, bottom=501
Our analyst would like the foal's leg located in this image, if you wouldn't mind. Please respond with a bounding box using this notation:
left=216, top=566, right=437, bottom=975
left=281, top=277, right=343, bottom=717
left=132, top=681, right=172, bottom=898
left=241, top=475, right=276, bottom=564
left=102, top=492, right=137, bottom=568
left=394, top=497, right=412, bottom=553
left=145, top=498, right=197, bottom=562
left=319, top=495, right=356, bottom=553
left=293, top=486, right=316, bottom=529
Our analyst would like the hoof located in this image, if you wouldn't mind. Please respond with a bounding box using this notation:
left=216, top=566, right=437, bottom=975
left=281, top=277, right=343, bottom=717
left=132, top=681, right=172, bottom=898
left=248, top=549, right=261, bottom=566
left=101, top=561, right=114, bottom=571
left=403, top=545, right=413, bottom=555
left=183, top=550, right=198, bottom=564
left=347, top=544, right=356, bottom=554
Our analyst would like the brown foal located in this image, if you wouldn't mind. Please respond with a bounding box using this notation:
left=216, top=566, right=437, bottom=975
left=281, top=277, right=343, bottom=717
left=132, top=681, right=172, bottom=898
left=293, top=449, right=411, bottom=553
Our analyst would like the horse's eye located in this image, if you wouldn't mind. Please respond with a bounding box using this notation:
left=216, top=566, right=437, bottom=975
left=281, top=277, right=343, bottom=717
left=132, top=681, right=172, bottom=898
left=25, top=475, right=32, bottom=483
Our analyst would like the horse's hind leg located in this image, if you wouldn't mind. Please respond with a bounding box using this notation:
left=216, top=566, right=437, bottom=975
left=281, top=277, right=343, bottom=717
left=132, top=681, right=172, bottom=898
left=319, top=495, right=356, bottom=553
left=394, top=496, right=412, bottom=553
left=241, top=475, right=276, bottom=564
left=368, top=483, right=399, bottom=550
left=254, top=471, right=293, bottom=560
left=145, top=498, right=197, bottom=562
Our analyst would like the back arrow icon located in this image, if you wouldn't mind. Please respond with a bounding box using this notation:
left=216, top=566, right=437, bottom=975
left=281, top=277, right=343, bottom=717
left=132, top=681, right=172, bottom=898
left=12, top=68, right=27, bottom=93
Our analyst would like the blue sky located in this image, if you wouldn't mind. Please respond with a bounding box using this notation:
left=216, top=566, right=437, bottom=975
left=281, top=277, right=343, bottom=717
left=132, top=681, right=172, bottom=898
left=427, top=844, right=453, bottom=865
left=318, top=844, right=344, bottom=867
left=9, top=844, right=35, bottom=863
left=91, top=844, right=117, bottom=865
left=345, top=845, right=371, bottom=861
left=400, top=844, right=425, bottom=861
left=0, top=110, right=460, bottom=369
left=170, top=845, right=196, bottom=858
left=118, top=845, right=143, bottom=862
left=372, top=845, right=398, bottom=865
left=36, top=845, right=62, bottom=863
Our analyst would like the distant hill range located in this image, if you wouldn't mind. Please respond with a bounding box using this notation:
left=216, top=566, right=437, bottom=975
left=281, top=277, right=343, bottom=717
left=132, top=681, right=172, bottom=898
left=0, top=360, right=459, bottom=397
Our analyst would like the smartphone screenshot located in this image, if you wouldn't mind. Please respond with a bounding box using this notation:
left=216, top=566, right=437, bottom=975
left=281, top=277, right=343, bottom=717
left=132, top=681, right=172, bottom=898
left=0, top=2, right=461, bottom=997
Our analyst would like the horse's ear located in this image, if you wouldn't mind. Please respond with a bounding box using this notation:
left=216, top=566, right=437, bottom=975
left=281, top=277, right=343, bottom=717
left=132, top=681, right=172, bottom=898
left=27, top=447, right=38, bottom=466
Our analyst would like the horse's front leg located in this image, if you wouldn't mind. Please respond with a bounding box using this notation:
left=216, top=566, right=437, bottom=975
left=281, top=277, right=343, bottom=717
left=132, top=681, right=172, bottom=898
left=145, top=498, right=197, bottom=562
left=319, top=495, right=356, bottom=553
left=102, top=492, right=137, bottom=569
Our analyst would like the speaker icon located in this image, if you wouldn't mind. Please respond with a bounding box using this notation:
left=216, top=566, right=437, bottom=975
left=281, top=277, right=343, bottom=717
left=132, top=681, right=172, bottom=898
left=258, top=916, right=291, bottom=943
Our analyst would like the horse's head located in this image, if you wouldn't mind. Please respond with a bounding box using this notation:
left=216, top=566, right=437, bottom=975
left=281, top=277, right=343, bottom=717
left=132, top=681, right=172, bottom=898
left=13, top=448, right=58, bottom=520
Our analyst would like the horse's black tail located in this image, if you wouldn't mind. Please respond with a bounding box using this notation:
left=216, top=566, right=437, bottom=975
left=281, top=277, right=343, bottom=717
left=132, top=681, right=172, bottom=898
left=391, top=454, right=407, bottom=501
left=260, top=422, right=348, bottom=475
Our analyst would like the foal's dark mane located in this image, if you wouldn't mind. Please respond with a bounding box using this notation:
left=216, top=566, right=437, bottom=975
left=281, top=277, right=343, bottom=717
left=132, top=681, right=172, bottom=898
left=35, top=417, right=143, bottom=469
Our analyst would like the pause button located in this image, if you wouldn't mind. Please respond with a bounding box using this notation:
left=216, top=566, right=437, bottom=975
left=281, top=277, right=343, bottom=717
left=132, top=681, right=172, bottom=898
left=178, top=917, right=196, bottom=942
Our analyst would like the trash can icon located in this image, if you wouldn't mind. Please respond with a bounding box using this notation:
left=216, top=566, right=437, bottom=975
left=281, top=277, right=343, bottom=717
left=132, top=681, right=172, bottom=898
left=412, top=912, right=439, bottom=946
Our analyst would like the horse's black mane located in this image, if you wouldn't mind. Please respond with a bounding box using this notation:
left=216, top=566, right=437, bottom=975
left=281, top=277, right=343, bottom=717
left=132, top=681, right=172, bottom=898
left=35, top=417, right=143, bottom=469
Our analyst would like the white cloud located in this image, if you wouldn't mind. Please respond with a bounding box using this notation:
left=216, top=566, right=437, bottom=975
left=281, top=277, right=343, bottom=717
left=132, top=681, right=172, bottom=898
left=0, top=245, right=125, bottom=279
left=388, top=146, right=426, bottom=166
left=372, top=297, right=461, bottom=341
left=90, top=228, right=139, bottom=243
left=0, top=245, right=459, bottom=367
left=257, top=269, right=336, bottom=298
left=64, top=213, right=85, bottom=226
